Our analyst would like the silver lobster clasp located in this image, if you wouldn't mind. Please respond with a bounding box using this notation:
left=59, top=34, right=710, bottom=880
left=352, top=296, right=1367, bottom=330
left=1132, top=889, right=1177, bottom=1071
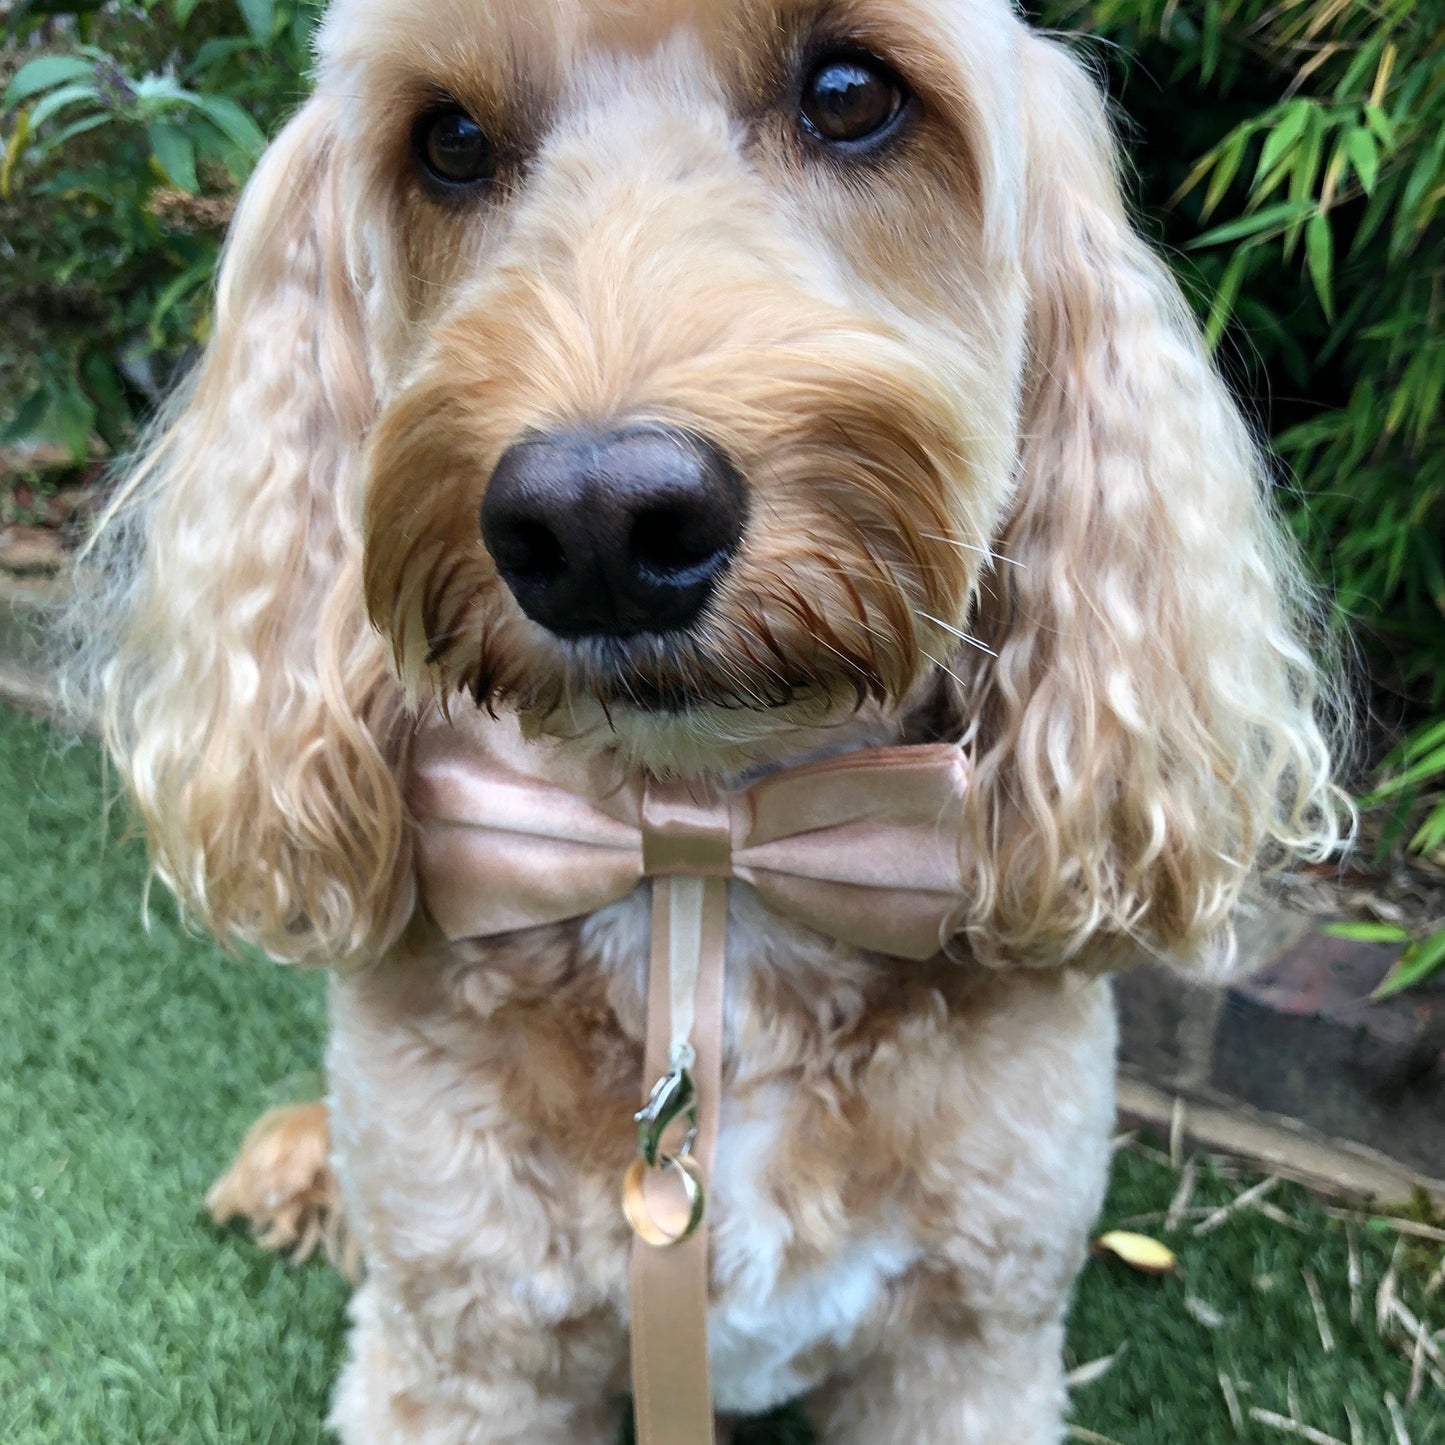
left=634, top=1064, right=698, bottom=1167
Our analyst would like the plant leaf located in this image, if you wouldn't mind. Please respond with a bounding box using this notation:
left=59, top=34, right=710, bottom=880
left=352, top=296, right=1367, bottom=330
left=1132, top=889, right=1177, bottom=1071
left=48, top=385, right=96, bottom=460
left=1203, top=244, right=1251, bottom=351
left=2, top=54, right=94, bottom=110
left=0, top=388, right=53, bottom=446
left=148, top=120, right=198, bottom=192
left=1254, top=103, right=1312, bottom=192
left=1372, top=930, right=1445, bottom=999
left=1305, top=212, right=1334, bottom=319
left=34, top=109, right=107, bottom=152
left=1320, top=921, right=1410, bottom=944
left=235, top=0, right=274, bottom=44
left=1189, top=200, right=1314, bottom=249
left=191, top=93, right=266, bottom=157
left=1362, top=742, right=1445, bottom=803
left=1343, top=126, right=1380, bottom=195
left=26, top=81, right=98, bottom=131
left=1, top=104, right=31, bottom=197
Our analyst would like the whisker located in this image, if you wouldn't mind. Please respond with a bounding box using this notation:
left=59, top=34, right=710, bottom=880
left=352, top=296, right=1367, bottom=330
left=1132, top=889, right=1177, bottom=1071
left=919, top=649, right=968, bottom=691
left=917, top=611, right=998, bottom=657
left=918, top=534, right=1027, bottom=569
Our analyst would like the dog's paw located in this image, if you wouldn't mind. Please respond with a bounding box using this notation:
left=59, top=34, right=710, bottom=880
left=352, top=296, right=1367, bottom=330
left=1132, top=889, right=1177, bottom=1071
left=206, top=1100, right=359, bottom=1278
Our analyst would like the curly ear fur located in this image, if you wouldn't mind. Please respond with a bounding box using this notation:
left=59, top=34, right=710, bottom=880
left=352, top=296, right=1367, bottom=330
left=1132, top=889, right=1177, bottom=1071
left=79, top=98, right=411, bottom=963
left=958, top=37, right=1347, bottom=972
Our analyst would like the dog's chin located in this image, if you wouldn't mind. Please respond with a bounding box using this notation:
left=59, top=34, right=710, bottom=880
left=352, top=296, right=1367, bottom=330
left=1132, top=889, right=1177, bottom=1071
left=526, top=688, right=905, bottom=780
left=467, top=643, right=908, bottom=779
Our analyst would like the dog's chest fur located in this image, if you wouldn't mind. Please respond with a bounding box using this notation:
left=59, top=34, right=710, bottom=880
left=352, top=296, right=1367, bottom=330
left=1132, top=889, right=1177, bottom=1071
left=327, top=884, right=1116, bottom=1412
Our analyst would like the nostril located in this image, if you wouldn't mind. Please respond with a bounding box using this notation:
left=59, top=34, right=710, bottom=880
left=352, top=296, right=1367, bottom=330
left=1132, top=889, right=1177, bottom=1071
left=629, top=505, right=729, bottom=582
left=493, top=516, right=567, bottom=584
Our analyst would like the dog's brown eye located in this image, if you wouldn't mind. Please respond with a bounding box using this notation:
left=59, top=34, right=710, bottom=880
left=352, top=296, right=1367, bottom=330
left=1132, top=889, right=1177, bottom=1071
left=415, top=106, right=498, bottom=190
left=800, top=55, right=906, bottom=147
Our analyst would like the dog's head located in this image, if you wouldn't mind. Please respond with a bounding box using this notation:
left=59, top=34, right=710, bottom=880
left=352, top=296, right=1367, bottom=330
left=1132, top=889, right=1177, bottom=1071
left=349, top=0, right=1025, bottom=764
left=92, top=0, right=1345, bottom=965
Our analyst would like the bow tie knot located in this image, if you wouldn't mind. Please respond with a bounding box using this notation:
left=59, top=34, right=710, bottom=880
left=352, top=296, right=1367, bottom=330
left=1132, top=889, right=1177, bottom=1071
left=640, top=782, right=734, bottom=879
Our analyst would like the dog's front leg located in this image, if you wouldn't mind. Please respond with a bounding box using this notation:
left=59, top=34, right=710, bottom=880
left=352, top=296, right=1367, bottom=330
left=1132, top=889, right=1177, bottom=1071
left=329, top=1279, right=627, bottom=1445
left=803, top=1316, right=1068, bottom=1445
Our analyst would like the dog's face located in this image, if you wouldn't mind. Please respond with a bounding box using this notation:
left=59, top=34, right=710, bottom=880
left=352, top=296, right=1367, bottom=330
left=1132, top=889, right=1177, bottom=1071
left=337, top=0, right=1028, bottom=763
left=96, top=0, right=1341, bottom=962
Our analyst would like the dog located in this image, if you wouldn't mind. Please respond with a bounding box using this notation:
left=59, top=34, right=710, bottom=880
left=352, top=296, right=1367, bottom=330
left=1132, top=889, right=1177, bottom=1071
left=83, top=0, right=1345, bottom=1439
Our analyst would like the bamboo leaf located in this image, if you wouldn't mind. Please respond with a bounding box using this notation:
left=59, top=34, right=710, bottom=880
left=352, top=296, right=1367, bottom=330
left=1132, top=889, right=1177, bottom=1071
left=1372, top=930, right=1445, bottom=1000
left=1342, top=126, right=1379, bottom=195
left=1364, top=104, right=1393, bottom=146
left=1305, top=212, right=1334, bottom=319
left=1285, top=106, right=1325, bottom=257
left=1361, top=742, right=1445, bottom=803
left=235, top=0, right=273, bottom=44
left=1202, top=127, right=1252, bottom=218
left=1254, top=103, right=1312, bottom=190
left=1321, top=921, right=1411, bottom=944
left=1203, top=244, right=1251, bottom=351
left=1201, top=0, right=1222, bottom=82
left=1410, top=804, right=1445, bottom=857
left=1392, top=718, right=1445, bottom=764
left=1189, top=200, right=1313, bottom=249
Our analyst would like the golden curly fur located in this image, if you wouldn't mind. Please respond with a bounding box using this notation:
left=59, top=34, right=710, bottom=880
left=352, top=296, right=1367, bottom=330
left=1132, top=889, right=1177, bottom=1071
left=77, top=0, right=1346, bottom=1439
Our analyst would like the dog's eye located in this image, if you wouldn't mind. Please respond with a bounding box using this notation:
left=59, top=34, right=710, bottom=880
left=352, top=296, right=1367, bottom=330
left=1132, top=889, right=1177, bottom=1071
left=415, top=106, right=498, bottom=190
left=800, top=54, right=907, bottom=147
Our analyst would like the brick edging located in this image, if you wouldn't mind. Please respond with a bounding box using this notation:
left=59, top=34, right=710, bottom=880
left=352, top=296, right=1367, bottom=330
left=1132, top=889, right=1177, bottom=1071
left=1117, top=927, right=1445, bottom=1183
left=1117, top=1074, right=1445, bottom=1206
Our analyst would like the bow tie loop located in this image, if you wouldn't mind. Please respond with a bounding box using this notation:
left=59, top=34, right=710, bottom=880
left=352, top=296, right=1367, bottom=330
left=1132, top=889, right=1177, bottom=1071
left=640, top=782, right=734, bottom=879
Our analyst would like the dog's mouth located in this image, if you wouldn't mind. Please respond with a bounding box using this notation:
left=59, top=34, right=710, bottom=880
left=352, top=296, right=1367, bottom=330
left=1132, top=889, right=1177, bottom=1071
left=473, top=629, right=844, bottom=719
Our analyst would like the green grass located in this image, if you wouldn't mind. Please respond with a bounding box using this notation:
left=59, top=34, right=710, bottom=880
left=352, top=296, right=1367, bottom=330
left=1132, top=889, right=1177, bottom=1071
left=2, top=702, right=1440, bottom=1444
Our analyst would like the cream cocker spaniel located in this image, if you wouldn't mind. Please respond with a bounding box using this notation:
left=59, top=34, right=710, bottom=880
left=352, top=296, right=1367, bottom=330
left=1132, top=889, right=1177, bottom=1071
left=86, top=0, right=1343, bottom=1440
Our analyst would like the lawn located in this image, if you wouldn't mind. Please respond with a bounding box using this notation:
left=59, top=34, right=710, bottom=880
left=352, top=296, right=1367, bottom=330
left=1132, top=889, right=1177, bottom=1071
left=2, top=701, right=1441, bottom=1444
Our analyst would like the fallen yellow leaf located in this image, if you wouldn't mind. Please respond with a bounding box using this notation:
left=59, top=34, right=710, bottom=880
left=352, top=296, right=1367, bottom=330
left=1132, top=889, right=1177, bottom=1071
left=1093, top=1230, right=1179, bottom=1274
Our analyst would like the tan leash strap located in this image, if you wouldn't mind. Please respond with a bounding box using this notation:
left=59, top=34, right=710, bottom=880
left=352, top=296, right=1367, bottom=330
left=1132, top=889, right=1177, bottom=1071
left=628, top=868, right=727, bottom=1445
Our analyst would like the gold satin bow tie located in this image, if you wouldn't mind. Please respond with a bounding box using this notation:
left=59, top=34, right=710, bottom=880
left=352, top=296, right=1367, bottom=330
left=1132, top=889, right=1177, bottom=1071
left=409, top=711, right=970, bottom=1445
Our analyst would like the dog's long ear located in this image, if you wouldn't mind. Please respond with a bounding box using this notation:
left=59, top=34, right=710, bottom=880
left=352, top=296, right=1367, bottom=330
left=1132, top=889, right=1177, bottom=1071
left=959, top=37, right=1344, bottom=972
left=87, top=97, right=411, bottom=964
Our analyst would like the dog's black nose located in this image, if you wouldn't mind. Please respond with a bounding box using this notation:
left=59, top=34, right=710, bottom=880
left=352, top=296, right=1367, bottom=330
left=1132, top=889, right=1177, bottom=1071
left=481, top=425, right=747, bottom=638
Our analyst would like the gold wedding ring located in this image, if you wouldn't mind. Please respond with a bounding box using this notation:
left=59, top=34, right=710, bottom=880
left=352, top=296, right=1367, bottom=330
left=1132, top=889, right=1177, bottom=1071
left=621, top=1153, right=705, bottom=1247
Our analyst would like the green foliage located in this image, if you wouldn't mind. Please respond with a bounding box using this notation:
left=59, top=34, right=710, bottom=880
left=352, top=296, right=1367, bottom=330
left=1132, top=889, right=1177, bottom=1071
left=1040, top=0, right=1445, bottom=700
left=1353, top=716, right=1445, bottom=993
left=0, top=0, right=319, bottom=456
left=1038, top=0, right=1445, bottom=984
